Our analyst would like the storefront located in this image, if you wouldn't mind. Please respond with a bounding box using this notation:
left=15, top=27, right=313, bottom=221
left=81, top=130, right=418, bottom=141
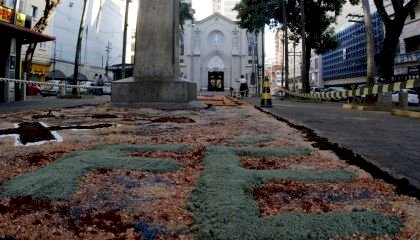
left=0, top=6, right=54, bottom=103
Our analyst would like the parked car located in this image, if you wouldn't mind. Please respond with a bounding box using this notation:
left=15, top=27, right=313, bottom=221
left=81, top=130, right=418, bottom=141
left=310, top=87, right=325, bottom=93
left=272, top=90, right=284, bottom=98
left=27, top=84, right=41, bottom=96
left=392, top=89, right=419, bottom=106
left=41, top=80, right=72, bottom=96
left=103, top=82, right=111, bottom=95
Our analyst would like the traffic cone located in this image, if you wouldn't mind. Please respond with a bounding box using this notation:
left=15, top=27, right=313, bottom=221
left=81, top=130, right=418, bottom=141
left=260, top=76, right=272, bottom=107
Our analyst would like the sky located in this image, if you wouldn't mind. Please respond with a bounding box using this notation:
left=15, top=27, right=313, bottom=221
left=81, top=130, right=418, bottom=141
left=191, top=0, right=276, bottom=63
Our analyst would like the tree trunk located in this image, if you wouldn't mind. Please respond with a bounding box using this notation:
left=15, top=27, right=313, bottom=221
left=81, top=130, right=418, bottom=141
left=302, top=43, right=311, bottom=93
left=73, top=0, right=89, bottom=94
left=379, top=21, right=405, bottom=81
left=23, top=43, right=37, bottom=75
left=300, top=0, right=308, bottom=93
left=282, top=0, right=288, bottom=89
left=362, top=0, right=375, bottom=86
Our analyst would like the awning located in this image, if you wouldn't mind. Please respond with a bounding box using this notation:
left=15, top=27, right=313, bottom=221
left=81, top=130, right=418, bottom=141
left=0, top=21, right=55, bottom=44
left=69, top=73, right=88, bottom=81
left=31, top=63, right=50, bottom=75
left=46, top=69, right=67, bottom=79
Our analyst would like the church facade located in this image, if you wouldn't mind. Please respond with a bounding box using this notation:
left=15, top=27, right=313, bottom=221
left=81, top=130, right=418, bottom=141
left=180, top=13, right=263, bottom=93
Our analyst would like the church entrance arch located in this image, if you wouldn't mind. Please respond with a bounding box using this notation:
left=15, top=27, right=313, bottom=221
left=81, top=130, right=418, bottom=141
left=206, top=55, right=226, bottom=92
left=208, top=71, right=224, bottom=91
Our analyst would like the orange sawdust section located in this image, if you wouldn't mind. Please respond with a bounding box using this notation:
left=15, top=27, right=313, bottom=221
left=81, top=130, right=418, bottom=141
left=197, top=96, right=241, bottom=106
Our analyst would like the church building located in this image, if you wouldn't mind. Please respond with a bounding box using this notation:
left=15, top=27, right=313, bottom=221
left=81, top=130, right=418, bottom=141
left=180, top=12, right=263, bottom=93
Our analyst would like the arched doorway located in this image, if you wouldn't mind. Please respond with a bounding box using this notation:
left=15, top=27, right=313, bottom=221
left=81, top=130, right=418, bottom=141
left=207, top=55, right=225, bottom=91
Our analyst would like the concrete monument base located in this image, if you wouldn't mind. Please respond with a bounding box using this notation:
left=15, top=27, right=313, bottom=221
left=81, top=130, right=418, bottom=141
left=111, top=77, right=204, bottom=109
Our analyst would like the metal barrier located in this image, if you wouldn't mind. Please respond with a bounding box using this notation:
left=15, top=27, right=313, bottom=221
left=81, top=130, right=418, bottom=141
left=280, top=79, right=420, bottom=100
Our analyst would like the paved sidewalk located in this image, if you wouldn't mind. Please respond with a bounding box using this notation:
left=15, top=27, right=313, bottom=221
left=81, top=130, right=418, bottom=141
left=245, top=97, right=420, bottom=193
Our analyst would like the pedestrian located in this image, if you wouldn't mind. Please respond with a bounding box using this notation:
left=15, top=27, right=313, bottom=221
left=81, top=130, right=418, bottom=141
left=238, top=75, right=247, bottom=99
left=97, top=74, right=105, bottom=95
left=229, top=87, right=234, bottom=97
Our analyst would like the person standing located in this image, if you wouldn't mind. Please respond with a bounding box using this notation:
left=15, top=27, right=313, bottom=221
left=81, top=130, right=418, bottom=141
left=97, top=74, right=105, bottom=95
left=238, top=75, right=248, bottom=99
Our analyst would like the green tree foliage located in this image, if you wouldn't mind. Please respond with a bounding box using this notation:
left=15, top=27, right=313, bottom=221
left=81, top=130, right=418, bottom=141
left=179, top=0, right=194, bottom=32
left=350, top=0, right=418, bottom=81
left=233, top=0, right=270, bottom=33
left=235, top=0, right=346, bottom=93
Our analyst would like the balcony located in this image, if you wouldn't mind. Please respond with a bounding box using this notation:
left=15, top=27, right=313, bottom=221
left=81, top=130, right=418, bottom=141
left=394, top=51, right=420, bottom=65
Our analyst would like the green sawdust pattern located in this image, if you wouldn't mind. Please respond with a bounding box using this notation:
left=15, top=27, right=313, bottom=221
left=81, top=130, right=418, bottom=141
left=228, top=135, right=275, bottom=144
left=1, top=144, right=192, bottom=199
left=189, top=146, right=403, bottom=240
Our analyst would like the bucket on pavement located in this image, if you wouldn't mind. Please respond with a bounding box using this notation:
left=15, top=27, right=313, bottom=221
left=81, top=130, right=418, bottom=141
left=260, top=76, right=272, bottom=107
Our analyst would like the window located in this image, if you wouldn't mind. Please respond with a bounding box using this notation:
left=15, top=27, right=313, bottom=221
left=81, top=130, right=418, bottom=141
left=31, top=5, right=38, bottom=18
left=18, top=0, right=24, bottom=12
left=179, top=33, right=184, bottom=56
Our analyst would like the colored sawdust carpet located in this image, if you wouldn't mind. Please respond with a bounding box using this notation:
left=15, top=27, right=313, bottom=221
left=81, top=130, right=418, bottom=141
left=0, top=102, right=419, bottom=239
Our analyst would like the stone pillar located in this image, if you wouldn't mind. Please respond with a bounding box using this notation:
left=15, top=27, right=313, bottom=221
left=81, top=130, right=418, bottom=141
left=112, top=0, right=198, bottom=108
left=398, top=92, right=408, bottom=108
left=377, top=92, right=392, bottom=107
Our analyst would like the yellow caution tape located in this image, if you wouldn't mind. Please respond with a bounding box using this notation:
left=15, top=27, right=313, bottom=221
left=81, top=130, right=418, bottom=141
left=0, top=77, right=104, bottom=90
left=280, top=78, right=420, bottom=100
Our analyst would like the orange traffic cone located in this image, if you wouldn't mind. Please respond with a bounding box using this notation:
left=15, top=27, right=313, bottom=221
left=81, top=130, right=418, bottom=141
left=260, top=76, right=272, bottom=107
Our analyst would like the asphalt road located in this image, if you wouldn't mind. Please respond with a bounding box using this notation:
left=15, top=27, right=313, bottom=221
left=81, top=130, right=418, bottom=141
left=246, top=97, right=420, bottom=193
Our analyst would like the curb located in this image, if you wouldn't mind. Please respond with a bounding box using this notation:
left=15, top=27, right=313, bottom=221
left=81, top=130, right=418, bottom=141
left=391, top=109, right=420, bottom=119
left=254, top=105, right=420, bottom=200
left=342, top=104, right=394, bottom=112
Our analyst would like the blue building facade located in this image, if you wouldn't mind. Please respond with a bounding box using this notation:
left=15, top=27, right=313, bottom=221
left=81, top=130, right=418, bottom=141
left=322, top=13, right=384, bottom=85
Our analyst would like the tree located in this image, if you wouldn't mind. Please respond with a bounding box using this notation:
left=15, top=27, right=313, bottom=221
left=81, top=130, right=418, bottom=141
left=234, top=0, right=270, bottom=33
left=286, top=0, right=346, bottom=92
left=351, top=0, right=418, bottom=81
left=234, top=0, right=270, bottom=94
left=23, top=0, right=62, bottom=77
left=179, top=1, right=194, bottom=32
left=235, top=0, right=346, bottom=93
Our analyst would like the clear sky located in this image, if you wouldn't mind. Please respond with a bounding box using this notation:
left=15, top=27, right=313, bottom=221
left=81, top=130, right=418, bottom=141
left=191, top=0, right=276, bottom=62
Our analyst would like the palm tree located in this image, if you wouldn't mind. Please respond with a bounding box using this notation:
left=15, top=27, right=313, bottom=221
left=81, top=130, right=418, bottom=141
left=179, top=1, right=194, bottom=32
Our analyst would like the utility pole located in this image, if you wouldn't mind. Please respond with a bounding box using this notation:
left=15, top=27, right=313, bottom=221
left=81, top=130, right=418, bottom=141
left=105, top=41, right=112, bottom=77
left=53, top=40, right=56, bottom=80
left=121, top=0, right=130, bottom=79
left=12, top=0, right=20, bottom=24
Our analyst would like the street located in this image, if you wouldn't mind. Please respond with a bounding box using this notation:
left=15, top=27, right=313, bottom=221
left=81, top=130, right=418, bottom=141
left=246, top=97, right=420, bottom=195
